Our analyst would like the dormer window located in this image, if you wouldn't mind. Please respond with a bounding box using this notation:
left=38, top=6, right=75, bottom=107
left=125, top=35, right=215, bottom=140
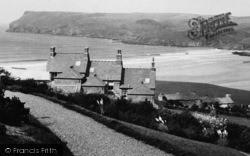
left=75, top=61, right=81, bottom=66
left=90, top=67, right=94, bottom=73
left=144, top=78, right=150, bottom=83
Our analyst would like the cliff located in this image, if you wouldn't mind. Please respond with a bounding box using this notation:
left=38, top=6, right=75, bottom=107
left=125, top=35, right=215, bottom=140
left=7, top=11, right=250, bottom=49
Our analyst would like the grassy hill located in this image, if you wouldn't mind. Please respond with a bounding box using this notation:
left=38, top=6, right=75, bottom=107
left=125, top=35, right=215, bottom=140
left=7, top=11, right=250, bottom=49
left=156, top=81, right=250, bottom=105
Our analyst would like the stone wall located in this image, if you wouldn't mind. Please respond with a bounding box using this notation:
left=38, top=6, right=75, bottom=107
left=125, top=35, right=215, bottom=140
left=54, top=79, right=81, bottom=85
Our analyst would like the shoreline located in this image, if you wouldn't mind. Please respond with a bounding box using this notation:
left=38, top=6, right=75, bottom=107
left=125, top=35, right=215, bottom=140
left=5, top=31, right=227, bottom=50
left=1, top=48, right=250, bottom=91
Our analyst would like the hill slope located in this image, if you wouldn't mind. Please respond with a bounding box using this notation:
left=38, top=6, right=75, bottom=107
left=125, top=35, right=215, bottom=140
left=7, top=11, right=250, bottom=49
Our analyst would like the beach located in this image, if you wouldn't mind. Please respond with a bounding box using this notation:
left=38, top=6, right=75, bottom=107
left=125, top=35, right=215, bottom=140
left=1, top=48, right=250, bottom=91
left=1, top=61, right=49, bottom=80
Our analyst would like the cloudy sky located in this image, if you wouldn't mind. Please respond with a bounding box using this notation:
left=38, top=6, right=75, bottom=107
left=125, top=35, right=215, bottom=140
left=1, top=0, right=250, bottom=24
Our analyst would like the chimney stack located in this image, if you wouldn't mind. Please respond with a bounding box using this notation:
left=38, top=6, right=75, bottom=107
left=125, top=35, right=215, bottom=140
left=84, top=47, right=89, bottom=53
left=151, top=57, right=156, bottom=71
left=116, top=50, right=123, bottom=65
left=50, top=46, right=56, bottom=57
left=84, top=47, right=90, bottom=60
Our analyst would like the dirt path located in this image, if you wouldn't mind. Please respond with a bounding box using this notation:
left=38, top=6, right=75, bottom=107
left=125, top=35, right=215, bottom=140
left=5, top=91, right=170, bottom=156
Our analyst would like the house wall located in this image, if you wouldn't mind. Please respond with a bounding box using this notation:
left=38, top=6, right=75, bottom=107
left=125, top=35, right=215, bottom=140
left=113, top=82, right=121, bottom=94
left=53, top=84, right=81, bottom=93
left=127, top=95, right=154, bottom=103
left=104, top=81, right=121, bottom=96
left=82, top=86, right=105, bottom=94
left=54, top=79, right=81, bottom=85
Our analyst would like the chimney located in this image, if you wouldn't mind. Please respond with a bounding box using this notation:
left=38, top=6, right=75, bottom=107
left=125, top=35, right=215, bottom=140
left=84, top=47, right=90, bottom=60
left=50, top=46, right=56, bottom=57
left=116, top=50, right=123, bottom=65
left=151, top=57, right=156, bottom=71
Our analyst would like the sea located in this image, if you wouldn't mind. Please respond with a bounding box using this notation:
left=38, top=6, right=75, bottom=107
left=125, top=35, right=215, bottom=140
left=0, top=27, right=208, bottom=64
left=1, top=26, right=250, bottom=91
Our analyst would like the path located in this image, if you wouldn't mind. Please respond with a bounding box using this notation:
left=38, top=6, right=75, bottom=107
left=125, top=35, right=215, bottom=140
left=5, top=91, right=170, bottom=156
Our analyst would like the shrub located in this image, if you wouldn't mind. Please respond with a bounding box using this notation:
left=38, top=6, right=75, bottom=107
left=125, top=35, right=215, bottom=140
left=104, top=99, right=157, bottom=128
left=0, top=123, right=6, bottom=136
left=0, top=88, right=30, bottom=126
left=231, top=105, right=247, bottom=114
left=15, top=79, right=53, bottom=95
left=0, top=69, right=16, bottom=87
left=226, top=123, right=250, bottom=152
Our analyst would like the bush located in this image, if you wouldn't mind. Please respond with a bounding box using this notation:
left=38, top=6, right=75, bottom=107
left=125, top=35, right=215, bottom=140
left=15, top=79, right=53, bottom=95
left=231, top=105, right=247, bottom=114
left=0, top=88, right=30, bottom=126
left=226, top=123, right=250, bottom=152
left=0, top=123, right=6, bottom=136
left=104, top=99, right=156, bottom=128
left=0, top=69, right=16, bottom=87
left=240, top=128, right=250, bottom=152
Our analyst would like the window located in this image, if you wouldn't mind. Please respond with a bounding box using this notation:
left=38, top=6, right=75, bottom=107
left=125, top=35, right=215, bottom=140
left=144, top=78, right=150, bottom=83
left=90, top=67, right=94, bottom=73
left=122, top=90, right=127, bottom=96
left=50, top=73, right=57, bottom=81
left=75, top=61, right=81, bottom=66
left=107, top=82, right=114, bottom=90
left=108, top=85, right=113, bottom=90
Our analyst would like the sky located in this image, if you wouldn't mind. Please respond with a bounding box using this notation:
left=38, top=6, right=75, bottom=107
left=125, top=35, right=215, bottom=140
left=0, top=0, right=250, bottom=24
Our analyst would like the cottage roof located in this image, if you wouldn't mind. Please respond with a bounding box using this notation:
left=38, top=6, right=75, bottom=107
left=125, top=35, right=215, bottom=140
left=215, top=96, right=234, bottom=104
left=82, top=74, right=106, bottom=87
left=120, top=68, right=156, bottom=89
left=200, top=96, right=216, bottom=103
left=89, top=60, right=122, bottom=81
left=55, top=66, right=84, bottom=79
left=47, top=53, right=88, bottom=73
left=127, top=83, right=154, bottom=95
left=164, top=93, right=200, bottom=101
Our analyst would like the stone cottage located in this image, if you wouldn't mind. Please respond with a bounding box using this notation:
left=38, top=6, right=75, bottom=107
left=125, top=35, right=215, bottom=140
left=46, top=47, right=156, bottom=102
left=215, top=94, right=234, bottom=108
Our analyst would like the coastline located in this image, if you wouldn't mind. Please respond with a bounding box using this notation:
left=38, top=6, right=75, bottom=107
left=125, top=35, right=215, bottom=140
left=1, top=48, right=250, bottom=91
left=0, top=61, right=49, bottom=80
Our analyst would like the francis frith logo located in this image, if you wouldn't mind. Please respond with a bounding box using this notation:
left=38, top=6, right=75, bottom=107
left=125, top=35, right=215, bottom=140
left=188, top=12, right=237, bottom=40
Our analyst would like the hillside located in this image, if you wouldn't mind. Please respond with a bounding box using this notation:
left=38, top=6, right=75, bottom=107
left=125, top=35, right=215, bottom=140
left=7, top=11, right=250, bottom=49
left=156, top=81, right=250, bottom=105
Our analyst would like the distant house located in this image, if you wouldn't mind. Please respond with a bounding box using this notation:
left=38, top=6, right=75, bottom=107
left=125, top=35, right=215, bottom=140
left=158, top=92, right=234, bottom=109
left=46, top=47, right=156, bottom=102
left=161, top=92, right=201, bottom=107
left=215, top=94, right=234, bottom=108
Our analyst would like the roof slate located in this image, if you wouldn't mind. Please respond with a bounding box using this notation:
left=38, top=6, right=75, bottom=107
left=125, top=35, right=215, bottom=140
left=164, top=93, right=200, bottom=101
left=90, top=60, right=122, bottom=81
left=55, top=66, right=84, bottom=79
left=47, top=53, right=88, bottom=73
left=215, top=96, right=234, bottom=104
left=128, top=83, right=154, bottom=95
left=82, top=74, right=106, bottom=87
left=121, top=68, right=156, bottom=89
